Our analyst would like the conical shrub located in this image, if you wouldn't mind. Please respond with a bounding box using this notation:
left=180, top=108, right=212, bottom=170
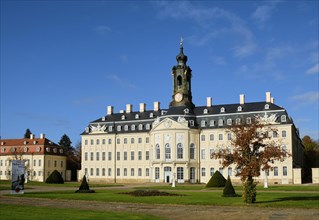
left=206, top=171, right=226, bottom=187
left=45, top=170, right=64, bottom=184
left=222, top=176, right=237, bottom=197
left=75, top=175, right=95, bottom=193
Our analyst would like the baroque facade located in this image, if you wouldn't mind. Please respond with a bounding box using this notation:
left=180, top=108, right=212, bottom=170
left=0, top=134, right=67, bottom=182
left=80, top=42, right=304, bottom=184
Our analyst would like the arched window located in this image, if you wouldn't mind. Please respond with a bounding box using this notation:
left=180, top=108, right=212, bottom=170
left=235, top=118, right=241, bottom=125
left=209, top=120, right=215, bottom=127
left=227, top=119, right=232, bottom=125
left=131, top=124, right=136, bottom=131
left=165, top=143, right=171, bottom=159
left=265, top=104, right=269, bottom=110
left=218, top=119, right=224, bottom=126
left=177, top=75, right=182, bottom=86
left=237, top=106, right=242, bottom=111
left=220, top=107, right=225, bottom=113
left=124, top=125, right=128, bottom=131
left=190, top=143, right=195, bottom=159
left=246, top=117, right=251, bottom=124
left=155, top=144, right=160, bottom=159
left=177, top=143, right=183, bottom=159
left=201, top=120, right=206, bottom=127
left=138, top=124, right=143, bottom=130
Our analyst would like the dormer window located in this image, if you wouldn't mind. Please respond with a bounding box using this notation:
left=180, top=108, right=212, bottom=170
left=265, top=104, right=269, bottom=110
left=237, top=106, right=242, bottom=111
left=236, top=118, right=241, bottom=125
left=124, top=125, right=128, bottom=131
left=121, top=115, right=126, bottom=120
left=281, top=115, right=287, bottom=122
left=117, top=125, right=121, bottom=131
left=1, top=142, right=5, bottom=146
left=218, top=119, right=224, bottom=126
left=1, top=148, right=5, bottom=153
left=184, top=108, right=189, bottom=114
left=150, top=113, right=154, bottom=118
left=102, top=117, right=106, bottom=121
left=209, top=120, right=215, bottom=127
left=46, top=147, right=50, bottom=152
left=146, top=123, right=151, bottom=130
left=138, top=124, right=143, bottom=130
left=131, top=124, right=136, bottom=131
left=220, top=107, right=225, bottom=113
left=203, top=109, right=208, bottom=114
left=135, top=114, right=139, bottom=119
left=189, top=120, right=194, bottom=126
left=53, top=148, right=57, bottom=153
left=246, top=117, right=252, bottom=124
left=24, top=141, right=28, bottom=145
left=227, top=119, right=232, bottom=125
left=24, top=147, right=28, bottom=153
left=201, top=120, right=206, bottom=127
left=108, top=126, right=113, bottom=132
left=59, top=149, right=63, bottom=154
left=33, top=141, right=37, bottom=144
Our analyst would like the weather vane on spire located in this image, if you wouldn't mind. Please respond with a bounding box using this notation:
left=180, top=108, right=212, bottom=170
left=180, top=36, right=183, bottom=48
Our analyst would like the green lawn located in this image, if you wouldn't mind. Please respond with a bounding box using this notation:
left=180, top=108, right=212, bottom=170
left=14, top=189, right=319, bottom=208
left=0, top=204, right=165, bottom=220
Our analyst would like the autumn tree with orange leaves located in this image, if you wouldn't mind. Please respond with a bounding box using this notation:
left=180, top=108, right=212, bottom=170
left=212, top=118, right=289, bottom=203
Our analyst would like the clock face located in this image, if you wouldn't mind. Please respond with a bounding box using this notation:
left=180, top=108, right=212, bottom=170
left=175, top=93, right=183, bottom=102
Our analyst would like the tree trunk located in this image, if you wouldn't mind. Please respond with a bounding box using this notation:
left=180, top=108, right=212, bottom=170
left=242, top=176, right=257, bottom=203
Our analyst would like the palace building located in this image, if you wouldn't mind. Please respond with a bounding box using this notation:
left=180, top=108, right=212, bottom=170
left=0, top=134, right=67, bottom=182
left=79, top=42, right=304, bottom=184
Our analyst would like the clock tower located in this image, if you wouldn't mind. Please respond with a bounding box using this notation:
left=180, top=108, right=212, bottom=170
left=169, top=39, right=195, bottom=109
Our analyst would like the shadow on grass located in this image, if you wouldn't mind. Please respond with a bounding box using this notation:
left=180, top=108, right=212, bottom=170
left=256, top=195, right=319, bottom=204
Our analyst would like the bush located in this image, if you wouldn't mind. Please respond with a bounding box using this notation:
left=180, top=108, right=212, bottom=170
left=45, top=170, right=64, bottom=184
left=75, top=175, right=95, bottom=193
left=206, top=171, right=226, bottom=187
left=243, top=178, right=257, bottom=203
left=222, top=176, right=237, bottom=197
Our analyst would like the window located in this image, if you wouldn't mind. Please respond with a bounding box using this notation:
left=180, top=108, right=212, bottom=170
left=220, top=107, right=225, bottom=113
left=235, top=118, right=241, bottom=125
left=131, top=125, right=136, bottom=131
left=90, top=152, right=94, bottom=161
left=117, top=125, right=121, bottom=131
left=138, top=137, right=142, bottom=144
left=209, top=120, right=215, bottom=127
left=102, top=168, right=106, bottom=176
left=33, top=159, right=36, bottom=166
left=274, top=167, right=278, bottom=176
left=201, top=168, right=206, bottom=176
left=85, top=152, right=88, bottom=161
left=189, top=120, right=194, bottom=126
left=218, top=119, right=223, bottom=126
left=135, top=114, right=139, bottom=119
left=131, top=138, right=135, bottom=144
left=177, top=143, right=183, bottom=159
left=54, top=160, right=57, bottom=167
left=146, top=124, right=151, bottom=130
left=124, top=151, right=127, bottom=160
left=146, top=168, right=150, bottom=176
left=146, top=137, right=149, bottom=143
left=124, top=125, right=128, bottom=131
left=201, top=149, right=206, bottom=159
left=210, top=167, right=214, bottom=176
left=283, top=166, right=287, bottom=176
left=131, top=168, right=135, bottom=176
left=131, top=151, right=135, bottom=160
left=150, top=113, right=153, bottom=118
left=265, top=169, right=269, bottom=176
left=96, top=168, right=99, bottom=176
left=121, top=115, right=125, bottom=120
left=108, top=168, right=111, bottom=176
left=117, top=168, right=120, bottom=176
left=210, top=148, right=214, bottom=159
left=237, top=106, right=242, bottom=111
left=146, top=151, right=149, bottom=160
left=228, top=167, right=232, bottom=176
left=108, top=126, right=113, bottom=132
left=177, top=167, right=184, bottom=180
left=210, top=134, right=214, bottom=141
left=90, top=168, right=93, bottom=176
left=281, top=115, right=287, bottom=122
left=219, top=134, right=223, bottom=140
left=273, top=131, right=278, bottom=138
left=117, top=138, right=120, bottom=144
left=102, top=152, right=106, bottom=161
left=117, top=152, right=120, bottom=160
left=48, top=160, right=50, bottom=167
left=96, top=139, right=100, bottom=145
left=155, top=167, right=160, bottom=179
left=201, top=120, right=206, bottom=127
left=282, top=130, right=287, bottom=138
left=201, top=135, right=205, bottom=141
left=108, top=139, right=112, bottom=144
left=227, top=119, right=232, bottom=125
left=190, top=143, right=195, bottom=159
left=85, top=140, right=88, bottom=145
left=282, top=145, right=287, bottom=152
left=138, top=168, right=142, bottom=176
left=203, top=109, right=208, bottom=114
left=96, top=152, right=100, bottom=161
left=165, top=143, right=171, bottom=160
left=124, top=138, right=127, bottom=144
left=90, top=139, right=94, bottom=145
left=246, top=117, right=251, bottom=124
left=219, top=167, right=223, bottom=175
left=124, top=168, right=127, bottom=176
left=156, top=144, right=160, bottom=159
left=227, top=133, right=232, bottom=140
left=102, top=139, right=106, bottom=144
left=138, top=124, right=143, bottom=130
left=138, top=151, right=142, bottom=160
left=108, top=152, right=112, bottom=160
left=265, top=104, right=269, bottom=109
left=38, top=171, right=42, bottom=176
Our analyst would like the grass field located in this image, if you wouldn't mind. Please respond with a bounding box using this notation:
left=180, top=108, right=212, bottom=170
left=0, top=204, right=165, bottom=220
left=13, top=188, right=319, bottom=208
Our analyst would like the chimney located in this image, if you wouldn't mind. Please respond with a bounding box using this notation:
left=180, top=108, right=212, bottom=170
left=40, top=133, right=45, bottom=139
left=126, top=104, right=132, bottom=113
left=139, top=103, right=146, bottom=112
left=271, top=97, right=275, bottom=104
left=107, top=106, right=113, bottom=115
left=30, top=134, right=34, bottom=139
left=240, top=94, right=245, bottom=105
left=266, top=92, right=271, bottom=103
left=119, top=110, right=125, bottom=113
left=206, top=97, right=212, bottom=107
left=154, top=101, right=160, bottom=111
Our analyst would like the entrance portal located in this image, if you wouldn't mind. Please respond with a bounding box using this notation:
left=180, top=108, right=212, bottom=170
left=164, top=167, right=172, bottom=183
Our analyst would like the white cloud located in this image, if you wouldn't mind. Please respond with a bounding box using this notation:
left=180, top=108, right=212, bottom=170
left=107, top=74, right=136, bottom=89
left=305, top=63, right=319, bottom=75
left=252, top=5, right=273, bottom=23
left=94, top=25, right=112, bottom=34
left=290, top=91, right=319, bottom=105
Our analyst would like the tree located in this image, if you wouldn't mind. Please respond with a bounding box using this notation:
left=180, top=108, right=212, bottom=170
left=58, top=134, right=73, bottom=153
left=212, top=119, right=289, bottom=203
left=302, top=136, right=319, bottom=182
left=24, top=129, right=32, bottom=138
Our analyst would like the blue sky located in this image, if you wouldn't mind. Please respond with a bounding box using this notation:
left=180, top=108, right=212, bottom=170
left=1, top=0, right=318, bottom=145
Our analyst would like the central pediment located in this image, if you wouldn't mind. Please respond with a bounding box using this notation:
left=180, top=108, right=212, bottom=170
left=151, top=117, right=189, bottom=131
